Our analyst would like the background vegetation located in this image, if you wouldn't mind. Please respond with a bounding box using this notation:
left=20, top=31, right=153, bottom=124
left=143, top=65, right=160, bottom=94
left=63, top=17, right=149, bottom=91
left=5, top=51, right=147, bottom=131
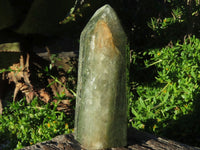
left=1, top=0, right=200, bottom=149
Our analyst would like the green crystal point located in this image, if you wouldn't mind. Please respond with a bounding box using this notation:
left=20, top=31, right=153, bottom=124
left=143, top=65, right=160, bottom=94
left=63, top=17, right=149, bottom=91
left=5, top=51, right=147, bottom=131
left=75, top=4, right=127, bottom=149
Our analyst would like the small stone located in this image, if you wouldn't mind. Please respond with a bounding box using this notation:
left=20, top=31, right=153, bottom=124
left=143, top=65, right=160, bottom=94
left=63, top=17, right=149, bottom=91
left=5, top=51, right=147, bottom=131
left=75, top=4, right=128, bottom=149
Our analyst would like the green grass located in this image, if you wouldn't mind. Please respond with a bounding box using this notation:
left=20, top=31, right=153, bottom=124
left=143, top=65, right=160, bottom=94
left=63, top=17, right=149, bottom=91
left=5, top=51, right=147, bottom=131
left=129, top=35, right=200, bottom=146
left=0, top=97, right=74, bottom=149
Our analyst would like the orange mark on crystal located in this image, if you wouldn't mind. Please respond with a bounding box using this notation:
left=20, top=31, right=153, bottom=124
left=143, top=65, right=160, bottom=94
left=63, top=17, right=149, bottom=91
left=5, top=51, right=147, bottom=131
left=94, top=20, right=119, bottom=57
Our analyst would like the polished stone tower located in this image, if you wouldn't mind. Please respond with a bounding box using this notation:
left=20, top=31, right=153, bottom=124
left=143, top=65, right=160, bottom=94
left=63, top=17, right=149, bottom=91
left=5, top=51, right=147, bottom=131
left=75, top=4, right=127, bottom=149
